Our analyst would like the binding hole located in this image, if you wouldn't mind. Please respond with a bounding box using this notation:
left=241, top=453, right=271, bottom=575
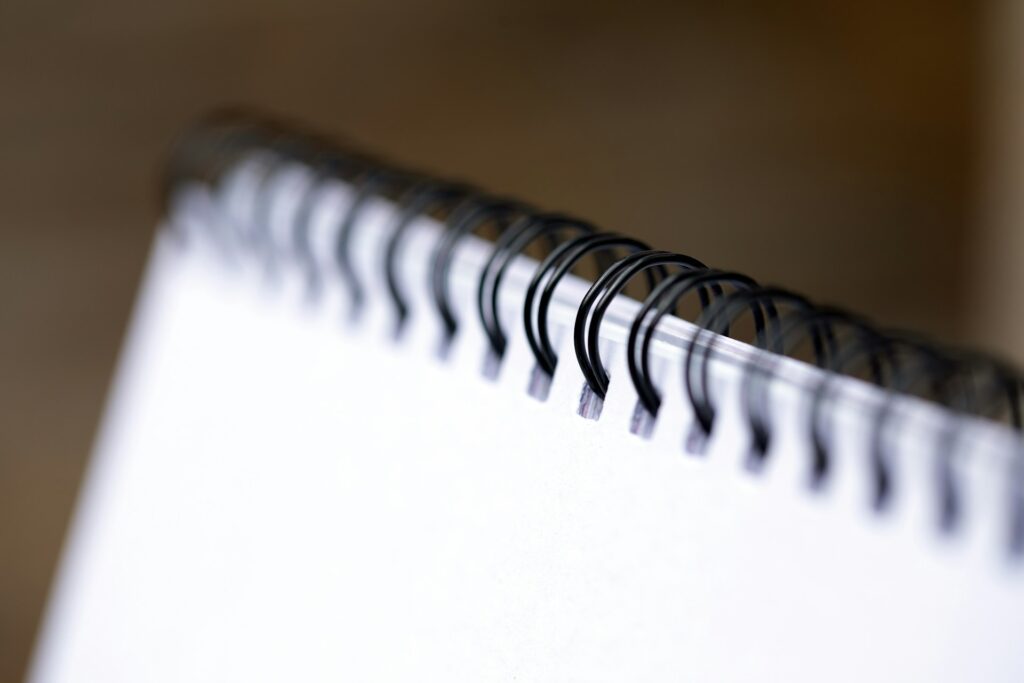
left=810, top=439, right=830, bottom=489
left=528, top=364, right=553, bottom=401
left=481, top=346, right=503, bottom=381
left=871, top=448, right=892, bottom=512
left=684, top=421, right=710, bottom=456
left=937, top=449, right=960, bottom=534
left=578, top=382, right=605, bottom=421
left=1010, top=479, right=1024, bottom=559
left=746, top=424, right=771, bottom=472
left=630, top=401, right=656, bottom=439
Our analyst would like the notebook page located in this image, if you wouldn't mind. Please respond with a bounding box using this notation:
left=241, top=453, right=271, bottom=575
left=30, top=188, right=1024, bottom=682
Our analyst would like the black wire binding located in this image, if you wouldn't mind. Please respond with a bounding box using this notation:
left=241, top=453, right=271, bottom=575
left=291, top=147, right=378, bottom=298
left=1011, top=450, right=1024, bottom=556
left=165, top=115, right=277, bottom=252
left=574, top=251, right=708, bottom=400
left=865, top=337, right=954, bottom=511
left=382, top=179, right=471, bottom=335
left=430, top=196, right=528, bottom=343
left=524, top=233, right=655, bottom=377
left=162, top=111, right=269, bottom=208
left=244, top=130, right=336, bottom=273
left=627, top=269, right=761, bottom=418
left=333, top=167, right=413, bottom=316
left=938, top=354, right=1024, bottom=552
left=871, top=348, right=1024, bottom=529
left=808, top=327, right=899, bottom=487
left=740, top=307, right=875, bottom=466
left=476, top=213, right=598, bottom=359
left=165, top=114, right=1024, bottom=549
left=683, top=287, right=814, bottom=444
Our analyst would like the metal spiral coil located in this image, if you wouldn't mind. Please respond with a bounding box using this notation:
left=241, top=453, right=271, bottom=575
left=164, top=110, right=1024, bottom=551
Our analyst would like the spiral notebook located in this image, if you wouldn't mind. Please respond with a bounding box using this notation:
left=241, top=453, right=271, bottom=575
left=30, top=116, right=1024, bottom=682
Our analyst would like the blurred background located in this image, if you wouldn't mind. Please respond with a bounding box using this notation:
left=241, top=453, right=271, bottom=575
left=2, top=0, right=1023, bottom=678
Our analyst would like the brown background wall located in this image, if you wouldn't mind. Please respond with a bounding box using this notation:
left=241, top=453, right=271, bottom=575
left=0, top=1, right=997, bottom=679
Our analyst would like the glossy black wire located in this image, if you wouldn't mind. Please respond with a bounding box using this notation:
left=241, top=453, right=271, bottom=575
left=866, top=337, right=954, bottom=511
left=683, top=288, right=813, bottom=438
left=169, top=119, right=280, bottom=251
left=950, top=351, right=1023, bottom=429
left=163, top=112, right=270, bottom=207
left=627, top=270, right=761, bottom=417
left=574, top=251, right=708, bottom=399
left=808, top=328, right=899, bottom=486
left=290, top=149, right=380, bottom=297
left=476, top=213, right=598, bottom=358
left=896, top=349, right=1024, bottom=531
left=430, top=196, right=527, bottom=341
left=333, top=167, right=414, bottom=315
left=741, top=307, right=872, bottom=465
left=524, top=233, right=655, bottom=377
left=382, top=179, right=471, bottom=334
left=239, top=130, right=346, bottom=273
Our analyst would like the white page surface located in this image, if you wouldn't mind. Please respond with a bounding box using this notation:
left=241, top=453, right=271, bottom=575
left=31, top=186, right=1024, bottom=682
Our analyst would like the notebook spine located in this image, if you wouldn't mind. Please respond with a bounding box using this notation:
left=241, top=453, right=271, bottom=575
left=163, top=111, right=1024, bottom=550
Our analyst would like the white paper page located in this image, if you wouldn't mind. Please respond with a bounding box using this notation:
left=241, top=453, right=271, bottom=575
left=31, top=179, right=1024, bottom=682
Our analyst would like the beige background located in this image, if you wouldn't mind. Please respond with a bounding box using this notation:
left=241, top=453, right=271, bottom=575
left=2, top=1, right=1015, bottom=679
